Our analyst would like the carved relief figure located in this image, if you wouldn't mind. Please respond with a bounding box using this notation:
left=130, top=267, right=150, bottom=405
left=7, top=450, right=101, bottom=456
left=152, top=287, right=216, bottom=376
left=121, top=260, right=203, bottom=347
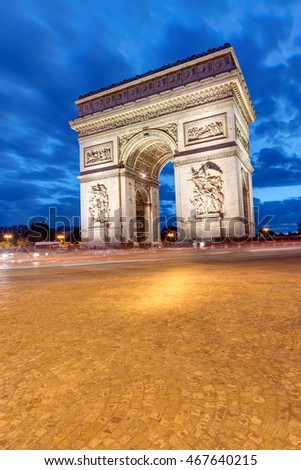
left=89, top=184, right=110, bottom=223
left=84, top=144, right=112, bottom=166
left=187, top=121, right=223, bottom=142
left=190, top=162, right=224, bottom=215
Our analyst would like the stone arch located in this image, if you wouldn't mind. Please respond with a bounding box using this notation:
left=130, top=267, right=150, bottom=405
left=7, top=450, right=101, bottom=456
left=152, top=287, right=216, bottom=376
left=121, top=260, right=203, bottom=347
left=71, top=45, right=256, bottom=246
left=122, top=129, right=177, bottom=179
left=135, top=185, right=150, bottom=204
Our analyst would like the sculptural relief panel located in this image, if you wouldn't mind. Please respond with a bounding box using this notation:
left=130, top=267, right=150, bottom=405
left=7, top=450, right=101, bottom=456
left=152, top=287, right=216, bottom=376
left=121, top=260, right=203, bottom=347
left=84, top=142, right=113, bottom=167
left=184, top=113, right=227, bottom=146
left=189, top=162, right=224, bottom=215
left=88, top=183, right=110, bottom=223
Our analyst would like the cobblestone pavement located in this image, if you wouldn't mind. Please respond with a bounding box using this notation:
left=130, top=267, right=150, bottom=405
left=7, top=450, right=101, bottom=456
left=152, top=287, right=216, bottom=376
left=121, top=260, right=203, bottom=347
left=1, top=249, right=301, bottom=450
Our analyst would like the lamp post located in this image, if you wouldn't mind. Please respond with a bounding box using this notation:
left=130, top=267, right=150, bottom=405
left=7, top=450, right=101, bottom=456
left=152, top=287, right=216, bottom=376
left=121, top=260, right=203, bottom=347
left=4, top=234, right=13, bottom=244
left=57, top=234, right=65, bottom=244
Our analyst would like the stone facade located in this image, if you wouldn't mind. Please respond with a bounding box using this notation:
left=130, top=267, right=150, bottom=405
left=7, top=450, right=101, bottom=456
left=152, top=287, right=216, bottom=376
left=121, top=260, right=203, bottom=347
left=70, top=44, right=256, bottom=246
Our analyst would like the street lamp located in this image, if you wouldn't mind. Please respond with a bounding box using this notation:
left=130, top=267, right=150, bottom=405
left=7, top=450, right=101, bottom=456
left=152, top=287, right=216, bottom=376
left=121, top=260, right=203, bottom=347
left=3, top=234, right=13, bottom=244
left=57, top=234, right=65, bottom=244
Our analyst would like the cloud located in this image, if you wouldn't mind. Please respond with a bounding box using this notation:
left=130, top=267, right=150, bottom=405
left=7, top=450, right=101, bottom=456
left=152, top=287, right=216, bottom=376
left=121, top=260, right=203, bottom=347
left=1, top=0, right=301, bottom=228
left=254, top=196, right=301, bottom=232
left=253, top=147, right=301, bottom=187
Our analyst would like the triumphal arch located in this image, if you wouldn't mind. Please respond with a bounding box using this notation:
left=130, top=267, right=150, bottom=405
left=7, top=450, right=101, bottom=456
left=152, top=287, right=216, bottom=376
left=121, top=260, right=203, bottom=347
left=70, top=44, right=256, bottom=246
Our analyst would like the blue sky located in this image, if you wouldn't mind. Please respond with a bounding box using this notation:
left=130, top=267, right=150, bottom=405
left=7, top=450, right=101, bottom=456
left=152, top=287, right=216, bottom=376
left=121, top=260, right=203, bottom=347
left=0, top=0, right=300, bottom=232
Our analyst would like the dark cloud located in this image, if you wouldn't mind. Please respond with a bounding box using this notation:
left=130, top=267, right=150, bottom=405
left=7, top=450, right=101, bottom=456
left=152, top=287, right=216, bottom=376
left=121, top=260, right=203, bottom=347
left=254, top=197, right=301, bottom=233
left=0, top=180, right=49, bottom=202
left=0, top=0, right=301, bottom=228
left=230, top=12, right=301, bottom=149
left=253, top=147, right=301, bottom=187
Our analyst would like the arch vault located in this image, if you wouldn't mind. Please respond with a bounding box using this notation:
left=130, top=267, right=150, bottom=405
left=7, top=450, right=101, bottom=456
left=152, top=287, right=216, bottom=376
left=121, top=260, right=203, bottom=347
left=70, top=44, right=256, bottom=246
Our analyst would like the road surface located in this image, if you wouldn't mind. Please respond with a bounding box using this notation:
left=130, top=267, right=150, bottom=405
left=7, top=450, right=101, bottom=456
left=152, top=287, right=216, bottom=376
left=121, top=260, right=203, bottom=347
left=1, top=247, right=300, bottom=450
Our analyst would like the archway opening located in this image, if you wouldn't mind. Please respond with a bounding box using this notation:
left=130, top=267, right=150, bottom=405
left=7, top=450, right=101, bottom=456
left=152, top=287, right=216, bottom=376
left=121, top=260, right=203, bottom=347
left=124, top=132, right=177, bottom=245
left=159, top=161, right=176, bottom=242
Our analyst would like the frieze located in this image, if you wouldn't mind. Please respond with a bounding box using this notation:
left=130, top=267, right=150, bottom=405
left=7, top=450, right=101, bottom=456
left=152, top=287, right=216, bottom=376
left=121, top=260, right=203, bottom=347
left=184, top=113, right=227, bottom=146
left=84, top=142, right=113, bottom=167
left=77, top=52, right=236, bottom=117
left=74, top=83, right=240, bottom=138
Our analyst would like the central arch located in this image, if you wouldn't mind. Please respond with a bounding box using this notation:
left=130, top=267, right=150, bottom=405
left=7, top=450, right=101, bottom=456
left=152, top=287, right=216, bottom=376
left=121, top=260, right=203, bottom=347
left=122, top=130, right=177, bottom=244
left=123, top=129, right=177, bottom=176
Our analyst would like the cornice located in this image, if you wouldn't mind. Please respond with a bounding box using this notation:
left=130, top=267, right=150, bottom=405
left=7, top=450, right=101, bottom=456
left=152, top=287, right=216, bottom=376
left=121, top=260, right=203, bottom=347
left=76, top=49, right=236, bottom=116
left=70, top=81, right=253, bottom=138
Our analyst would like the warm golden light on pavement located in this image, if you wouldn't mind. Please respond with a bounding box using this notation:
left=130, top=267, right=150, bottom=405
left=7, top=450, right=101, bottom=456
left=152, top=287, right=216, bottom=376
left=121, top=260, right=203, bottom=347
left=1, top=248, right=301, bottom=450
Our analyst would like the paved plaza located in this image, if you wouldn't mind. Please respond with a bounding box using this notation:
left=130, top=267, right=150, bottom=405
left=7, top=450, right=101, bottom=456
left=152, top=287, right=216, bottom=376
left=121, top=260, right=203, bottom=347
left=1, top=247, right=301, bottom=450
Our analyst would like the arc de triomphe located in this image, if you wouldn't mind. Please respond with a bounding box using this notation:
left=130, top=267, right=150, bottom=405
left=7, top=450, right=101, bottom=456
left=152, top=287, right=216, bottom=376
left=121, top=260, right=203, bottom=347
left=70, top=44, right=256, bottom=246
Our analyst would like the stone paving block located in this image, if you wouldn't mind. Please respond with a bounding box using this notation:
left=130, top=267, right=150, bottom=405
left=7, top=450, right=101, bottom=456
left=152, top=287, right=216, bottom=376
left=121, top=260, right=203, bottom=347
left=1, top=250, right=300, bottom=449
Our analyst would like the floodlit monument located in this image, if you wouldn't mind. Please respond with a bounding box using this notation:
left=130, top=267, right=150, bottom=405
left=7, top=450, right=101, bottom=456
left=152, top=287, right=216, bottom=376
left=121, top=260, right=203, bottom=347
left=70, top=44, right=256, bottom=246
